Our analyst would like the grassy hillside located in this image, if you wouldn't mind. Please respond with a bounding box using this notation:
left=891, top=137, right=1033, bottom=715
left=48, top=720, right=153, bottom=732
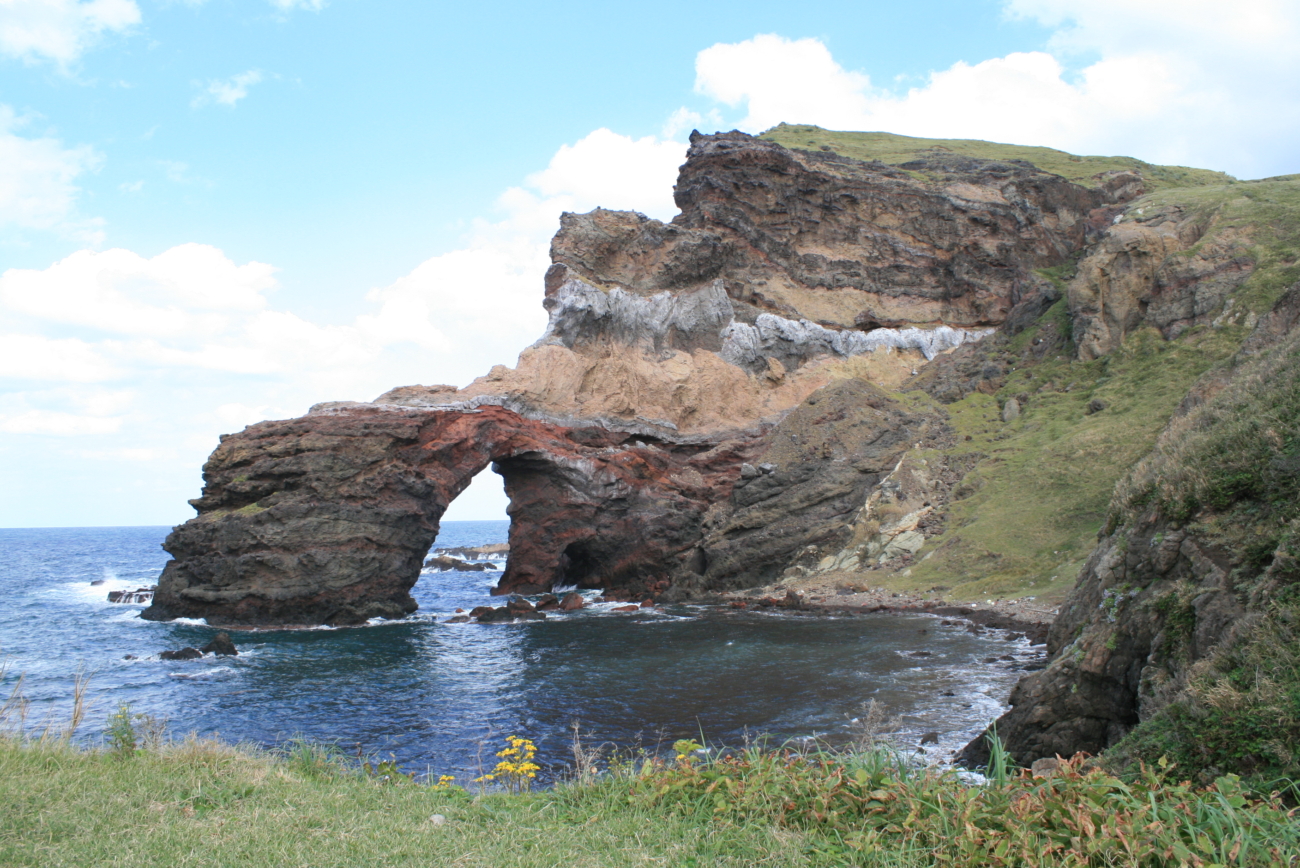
left=897, top=324, right=1244, bottom=605
left=761, top=123, right=1235, bottom=192
left=841, top=173, right=1300, bottom=606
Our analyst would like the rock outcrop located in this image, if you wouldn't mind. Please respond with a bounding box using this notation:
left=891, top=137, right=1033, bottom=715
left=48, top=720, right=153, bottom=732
left=144, top=404, right=759, bottom=626
left=959, top=282, right=1300, bottom=770
left=1069, top=204, right=1254, bottom=360
left=144, top=129, right=1152, bottom=628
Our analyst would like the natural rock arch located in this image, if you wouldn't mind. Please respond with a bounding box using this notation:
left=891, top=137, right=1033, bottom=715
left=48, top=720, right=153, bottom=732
left=143, top=404, right=759, bottom=626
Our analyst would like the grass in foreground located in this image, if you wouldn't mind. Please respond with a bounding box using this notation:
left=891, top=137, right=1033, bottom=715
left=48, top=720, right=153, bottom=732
left=3, top=728, right=1299, bottom=867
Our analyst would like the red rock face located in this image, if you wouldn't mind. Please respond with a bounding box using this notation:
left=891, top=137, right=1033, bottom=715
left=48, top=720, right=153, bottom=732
left=143, top=404, right=762, bottom=626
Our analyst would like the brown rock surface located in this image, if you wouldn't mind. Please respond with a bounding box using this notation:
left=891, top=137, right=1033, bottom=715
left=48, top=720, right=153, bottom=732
left=1069, top=205, right=1254, bottom=360
left=144, top=130, right=1158, bottom=628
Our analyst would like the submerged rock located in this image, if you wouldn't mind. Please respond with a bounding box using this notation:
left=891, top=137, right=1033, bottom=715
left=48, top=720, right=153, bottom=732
left=108, top=587, right=154, bottom=604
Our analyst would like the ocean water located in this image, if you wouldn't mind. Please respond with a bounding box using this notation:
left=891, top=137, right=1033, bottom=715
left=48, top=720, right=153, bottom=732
left=0, top=523, right=1038, bottom=781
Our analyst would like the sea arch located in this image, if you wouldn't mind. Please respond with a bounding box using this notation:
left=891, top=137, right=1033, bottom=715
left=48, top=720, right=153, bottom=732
left=143, top=403, right=753, bottom=627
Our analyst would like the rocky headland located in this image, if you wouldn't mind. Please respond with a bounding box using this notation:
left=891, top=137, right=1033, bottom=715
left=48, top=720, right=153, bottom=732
left=143, top=125, right=1300, bottom=781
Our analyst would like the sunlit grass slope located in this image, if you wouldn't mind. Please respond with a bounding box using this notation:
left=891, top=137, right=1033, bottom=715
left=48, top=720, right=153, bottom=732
left=760, top=123, right=1235, bottom=191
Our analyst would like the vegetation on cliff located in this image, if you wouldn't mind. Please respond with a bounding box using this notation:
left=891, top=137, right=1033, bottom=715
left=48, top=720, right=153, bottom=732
left=1103, top=312, right=1300, bottom=783
left=815, top=170, right=1300, bottom=611
left=761, top=124, right=1234, bottom=192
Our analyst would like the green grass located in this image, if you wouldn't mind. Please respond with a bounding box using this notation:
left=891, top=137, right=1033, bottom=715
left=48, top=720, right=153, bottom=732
left=759, top=124, right=1235, bottom=191
left=888, top=324, right=1243, bottom=604
left=0, top=736, right=822, bottom=868
left=5, top=733, right=1297, bottom=867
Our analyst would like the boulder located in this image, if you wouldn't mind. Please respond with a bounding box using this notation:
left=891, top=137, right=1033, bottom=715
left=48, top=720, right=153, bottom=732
left=505, top=596, right=535, bottom=613
left=558, top=593, right=585, bottom=611
left=200, top=632, right=239, bottom=656
left=475, top=607, right=515, bottom=624
left=160, top=647, right=202, bottom=661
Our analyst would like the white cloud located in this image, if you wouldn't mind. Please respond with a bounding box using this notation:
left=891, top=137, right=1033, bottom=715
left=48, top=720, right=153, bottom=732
left=269, top=0, right=324, bottom=11
left=0, top=105, right=103, bottom=238
left=0, top=126, right=688, bottom=522
left=193, top=70, right=263, bottom=108
left=0, top=0, right=140, bottom=66
left=0, top=333, right=117, bottom=380
left=696, top=35, right=873, bottom=133
left=524, top=128, right=685, bottom=220
left=694, top=6, right=1300, bottom=178
left=0, top=408, right=121, bottom=434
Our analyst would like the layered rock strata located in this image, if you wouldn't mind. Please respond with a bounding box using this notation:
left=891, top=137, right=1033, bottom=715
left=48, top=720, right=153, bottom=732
left=145, top=129, right=1143, bottom=628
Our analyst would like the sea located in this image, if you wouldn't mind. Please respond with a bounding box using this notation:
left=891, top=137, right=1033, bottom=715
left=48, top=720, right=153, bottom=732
left=0, top=522, right=1039, bottom=782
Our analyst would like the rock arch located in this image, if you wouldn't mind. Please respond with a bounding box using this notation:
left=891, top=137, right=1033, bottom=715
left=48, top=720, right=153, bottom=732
left=142, top=404, right=759, bottom=627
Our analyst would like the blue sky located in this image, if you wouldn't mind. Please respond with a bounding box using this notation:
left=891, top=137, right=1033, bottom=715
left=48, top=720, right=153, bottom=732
left=2, top=0, right=1298, bottom=527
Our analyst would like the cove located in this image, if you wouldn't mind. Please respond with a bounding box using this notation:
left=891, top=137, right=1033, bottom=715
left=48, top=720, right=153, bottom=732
left=0, top=523, right=1039, bottom=783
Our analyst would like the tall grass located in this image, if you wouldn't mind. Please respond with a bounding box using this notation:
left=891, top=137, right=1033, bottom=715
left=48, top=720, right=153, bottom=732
left=3, top=685, right=1298, bottom=867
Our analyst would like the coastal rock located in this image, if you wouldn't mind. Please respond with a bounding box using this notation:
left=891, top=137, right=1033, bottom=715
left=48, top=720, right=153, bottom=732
left=160, top=647, right=202, bottom=661
left=425, top=555, right=493, bottom=572
left=200, top=632, right=239, bottom=656
left=108, top=587, right=155, bottom=604
left=140, top=130, right=1158, bottom=629
left=558, top=592, right=585, bottom=611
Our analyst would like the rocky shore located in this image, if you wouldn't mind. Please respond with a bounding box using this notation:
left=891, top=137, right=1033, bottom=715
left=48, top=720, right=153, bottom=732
left=721, top=576, right=1056, bottom=644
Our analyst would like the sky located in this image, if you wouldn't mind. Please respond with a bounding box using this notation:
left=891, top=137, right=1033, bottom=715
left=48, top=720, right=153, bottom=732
left=1, top=0, right=1298, bottom=528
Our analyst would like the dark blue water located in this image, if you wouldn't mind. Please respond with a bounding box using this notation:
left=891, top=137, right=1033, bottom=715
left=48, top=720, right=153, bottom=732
left=0, top=524, right=1035, bottom=781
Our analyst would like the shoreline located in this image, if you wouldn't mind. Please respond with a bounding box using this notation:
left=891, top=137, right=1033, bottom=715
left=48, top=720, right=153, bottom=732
left=718, top=577, right=1058, bottom=644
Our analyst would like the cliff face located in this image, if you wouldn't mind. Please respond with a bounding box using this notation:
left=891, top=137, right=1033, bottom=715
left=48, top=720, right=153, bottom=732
left=149, top=127, right=1280, bottom=647
left=555, top=131, right=1118, bottom=331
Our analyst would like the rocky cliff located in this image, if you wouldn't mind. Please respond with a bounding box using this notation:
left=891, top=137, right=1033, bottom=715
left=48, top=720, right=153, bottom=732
left=149, top=128, right=1136, bottom=627
left=958, top=281, right=1300, bottom=778
left=144, top=120, right=1299, bottom=790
